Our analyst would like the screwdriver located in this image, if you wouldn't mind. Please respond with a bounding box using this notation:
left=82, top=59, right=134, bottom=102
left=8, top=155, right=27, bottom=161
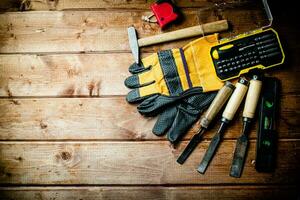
left=177, top=82, right=235, bottom=164
left=197, top=77, right=249, bottom=174
left=230, top=74, right=262, bottom=178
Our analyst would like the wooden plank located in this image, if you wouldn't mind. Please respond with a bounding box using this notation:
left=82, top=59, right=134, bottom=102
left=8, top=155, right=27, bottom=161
left=0, top=186, right=298, bottom=200
left=0, top=140, right=299, bottom=184
left=0, top=9, right=267, bottom=53
left=0, top=95, right=298, bottom=140
left=0, top=54, right=297, bottom=98
left=0, top=54, right=298, bottom=97
left=0, top=54, right=131, bottom=97
left=0, top=0, right=252, bottom=11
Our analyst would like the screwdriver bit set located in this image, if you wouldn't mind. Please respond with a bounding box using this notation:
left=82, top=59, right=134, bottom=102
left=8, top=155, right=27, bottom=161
left=210, top=28, right=285, bottom=81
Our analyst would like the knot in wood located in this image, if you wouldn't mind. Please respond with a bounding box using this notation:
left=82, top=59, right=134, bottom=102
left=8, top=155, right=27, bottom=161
left=60, top=151, right=72, bottom=161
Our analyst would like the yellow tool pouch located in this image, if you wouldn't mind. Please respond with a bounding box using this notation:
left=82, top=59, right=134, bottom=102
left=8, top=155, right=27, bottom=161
left=125, top=34, right=224, bottom=103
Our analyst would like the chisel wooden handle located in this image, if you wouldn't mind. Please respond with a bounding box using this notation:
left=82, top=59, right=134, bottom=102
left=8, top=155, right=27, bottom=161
left=200, top=82, right=235, bottom=129
left=222, top=78, right=249, bottom=121
left=229, top=75, right=262, bottom=178
left=138, top=20, right=228, bottom=47
left=243, top=75, right=263, bottom=119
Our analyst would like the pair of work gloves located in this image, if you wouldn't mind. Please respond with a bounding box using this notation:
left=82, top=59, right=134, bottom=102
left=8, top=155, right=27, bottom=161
left=124, top=34, right=224, bottom=143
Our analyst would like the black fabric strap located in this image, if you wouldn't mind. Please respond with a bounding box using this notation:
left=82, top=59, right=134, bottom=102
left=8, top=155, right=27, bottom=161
left=158, top=50, right=183, bottom=95
left=179, top=48, right=193, bottom=88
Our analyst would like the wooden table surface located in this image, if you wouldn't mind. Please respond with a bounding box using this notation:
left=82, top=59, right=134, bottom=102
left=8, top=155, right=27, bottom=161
left=0, top=0, right=299, bottom=199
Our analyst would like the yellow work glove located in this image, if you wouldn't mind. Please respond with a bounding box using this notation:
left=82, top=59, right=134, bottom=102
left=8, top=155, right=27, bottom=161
left=125, top=34, right=223, bottom=104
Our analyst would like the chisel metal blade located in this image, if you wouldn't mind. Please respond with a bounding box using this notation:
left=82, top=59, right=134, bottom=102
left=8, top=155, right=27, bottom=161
left=197, top=78, right=248, bottom=174
left=230, top=134, right=249, bottom=178
left=197, top=132, right=222, bottom=174
left=177, top=128, right=205, bottom=164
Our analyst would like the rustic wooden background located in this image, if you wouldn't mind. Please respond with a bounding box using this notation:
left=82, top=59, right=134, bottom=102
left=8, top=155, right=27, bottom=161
left=0, top=0, right=299, bottom=199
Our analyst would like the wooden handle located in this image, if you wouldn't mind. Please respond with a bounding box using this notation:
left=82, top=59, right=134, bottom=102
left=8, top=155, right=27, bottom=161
left=138, top=20, right=228, bottom=47
left=243, top=77, right=262, bottom=119
left=200, top=82, right=235, bottom=129
left=222, top=78, right=249, bottom=121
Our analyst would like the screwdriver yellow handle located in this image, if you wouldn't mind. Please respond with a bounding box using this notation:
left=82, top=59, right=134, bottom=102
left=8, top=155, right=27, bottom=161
left=222, top=78, right=249, bottom=121
left=200, top=82, right=235, bottom=129
left=243, top=75, right=263, bottom=119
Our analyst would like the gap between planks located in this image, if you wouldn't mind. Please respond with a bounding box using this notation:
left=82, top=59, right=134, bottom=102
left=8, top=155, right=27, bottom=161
left=0, top=185, right=297, bottom=200
left=0, top=94, right=298, bottom=99
left=0, top=184, right=297, bottom=188
left=0, top=139, right=299, bottom=143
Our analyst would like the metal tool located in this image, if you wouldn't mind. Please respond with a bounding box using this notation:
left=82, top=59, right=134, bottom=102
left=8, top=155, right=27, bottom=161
left=177, top=82, right=235, bottom=164
left=128, top=20, right=228, bottom=63
left=197, top=77, right=249, bottom=174
left=255, top=77, right=279, bottom=172
left=230, top=74, right=263, bottom=178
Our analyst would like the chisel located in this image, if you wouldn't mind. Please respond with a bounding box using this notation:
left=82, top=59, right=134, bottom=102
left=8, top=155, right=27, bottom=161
left=177, top=82, right=235, bottom=164
left=230, top=74, right=263, bottom=178
left=197, top=77, right=249, bottom=174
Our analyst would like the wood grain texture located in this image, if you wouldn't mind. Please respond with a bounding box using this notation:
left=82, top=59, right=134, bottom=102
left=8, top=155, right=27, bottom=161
left=0, top=186, right=298, bottom=200
left=0, top=0, right=298, bottom=199
left=0, top=140, right=299, bottom=185
left=0, top=54, right=298, bottom=97
left=0, top=95, right=298, bottom=140
left=0, top=0, right=252, bottom=11
left=0, top=54, right=131, bottom=97
left=0, top=9, right=267, bottom=53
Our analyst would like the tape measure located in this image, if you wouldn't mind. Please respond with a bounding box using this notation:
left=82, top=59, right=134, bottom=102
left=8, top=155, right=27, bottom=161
left=142, top=0, right=179, bottom=28
left=210, top=28, right=285, bottom=81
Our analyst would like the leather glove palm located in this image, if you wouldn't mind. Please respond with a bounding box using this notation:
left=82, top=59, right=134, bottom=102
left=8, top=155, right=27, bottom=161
left=152, top=92, right=216, bottom=143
